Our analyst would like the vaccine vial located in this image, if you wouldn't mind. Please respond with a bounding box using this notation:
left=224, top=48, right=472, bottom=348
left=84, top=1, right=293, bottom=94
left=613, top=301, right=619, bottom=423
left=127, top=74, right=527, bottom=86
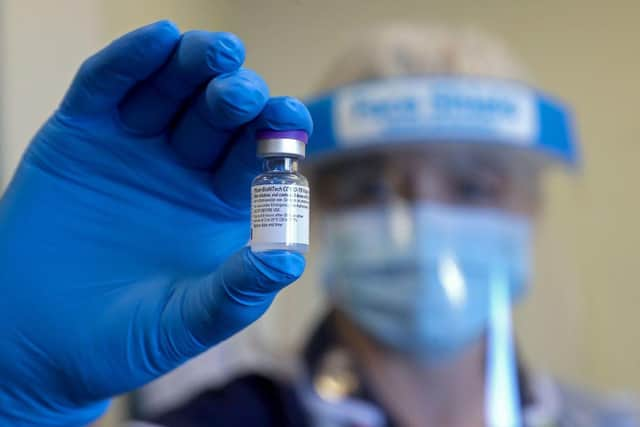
left=250, top=130, right=310, bottom=254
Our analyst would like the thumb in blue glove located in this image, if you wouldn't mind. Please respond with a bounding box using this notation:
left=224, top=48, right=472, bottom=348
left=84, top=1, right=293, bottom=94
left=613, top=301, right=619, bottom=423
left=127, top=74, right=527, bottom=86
left=0, top=20, right=312, bottom=426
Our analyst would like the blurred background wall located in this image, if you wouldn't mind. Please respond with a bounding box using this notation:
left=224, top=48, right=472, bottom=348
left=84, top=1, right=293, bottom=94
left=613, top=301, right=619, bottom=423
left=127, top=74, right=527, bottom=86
left=1, top=0, right=639, bottom=425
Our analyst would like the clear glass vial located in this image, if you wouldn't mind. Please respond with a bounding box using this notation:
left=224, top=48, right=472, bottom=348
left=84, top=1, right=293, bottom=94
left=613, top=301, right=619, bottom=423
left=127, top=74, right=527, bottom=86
left=250, top=130, right=310, bottom=254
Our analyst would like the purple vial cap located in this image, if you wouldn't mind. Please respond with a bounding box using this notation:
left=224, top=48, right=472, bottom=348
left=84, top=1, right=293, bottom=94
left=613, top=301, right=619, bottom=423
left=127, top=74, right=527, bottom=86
left=256, top=130, right=308, bottom=144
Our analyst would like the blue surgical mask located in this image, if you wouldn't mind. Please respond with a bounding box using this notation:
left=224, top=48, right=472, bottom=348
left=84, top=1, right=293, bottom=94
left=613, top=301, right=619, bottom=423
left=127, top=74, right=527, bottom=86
left=320, top=202, right=532, bottom=360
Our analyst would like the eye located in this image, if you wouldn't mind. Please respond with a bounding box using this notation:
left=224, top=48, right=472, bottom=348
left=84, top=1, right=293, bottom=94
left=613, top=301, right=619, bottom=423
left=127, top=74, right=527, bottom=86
left=360, top=180, right=389, bottom=200
left=335, top=179, right=390, bottom=205
left=451, top=171, right=505, bottom=205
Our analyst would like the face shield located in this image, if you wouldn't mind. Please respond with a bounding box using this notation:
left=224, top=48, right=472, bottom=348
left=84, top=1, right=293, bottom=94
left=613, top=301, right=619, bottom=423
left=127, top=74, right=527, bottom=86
left=305, top=77, right=578, bottom=426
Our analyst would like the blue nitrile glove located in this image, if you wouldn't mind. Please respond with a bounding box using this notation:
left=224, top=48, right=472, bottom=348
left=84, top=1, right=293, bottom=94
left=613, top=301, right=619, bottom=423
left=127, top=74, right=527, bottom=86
left=0, top=21, right=312, bottom=426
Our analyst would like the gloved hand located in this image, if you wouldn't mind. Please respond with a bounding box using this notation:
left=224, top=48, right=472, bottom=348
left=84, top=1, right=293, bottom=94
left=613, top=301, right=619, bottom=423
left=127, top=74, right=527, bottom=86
left=0, top=21, right=312, bottom=426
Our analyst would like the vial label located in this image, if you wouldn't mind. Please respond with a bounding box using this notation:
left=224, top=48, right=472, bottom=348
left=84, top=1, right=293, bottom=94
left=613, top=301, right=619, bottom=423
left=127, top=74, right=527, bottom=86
left=251, top=184, right=310, bottom=246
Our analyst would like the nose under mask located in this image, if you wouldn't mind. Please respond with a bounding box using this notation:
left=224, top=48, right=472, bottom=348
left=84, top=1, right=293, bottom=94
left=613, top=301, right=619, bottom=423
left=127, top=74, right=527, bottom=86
left=320, top=201, right=532, bottom=360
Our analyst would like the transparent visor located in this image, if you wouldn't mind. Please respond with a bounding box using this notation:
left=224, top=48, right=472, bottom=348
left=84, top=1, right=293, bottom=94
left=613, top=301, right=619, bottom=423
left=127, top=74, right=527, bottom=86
left=308, top=142, right=544, bottom=215
left=319, top=202, right=531, bottom=426
left=313, top=144, right=541, bottom=426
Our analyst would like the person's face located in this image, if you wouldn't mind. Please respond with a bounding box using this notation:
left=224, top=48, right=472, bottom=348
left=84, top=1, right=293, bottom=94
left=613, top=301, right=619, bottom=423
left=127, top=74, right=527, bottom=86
left=314, top=144, right=539, bottom=361
left=312, top=144, right=541, bottom=217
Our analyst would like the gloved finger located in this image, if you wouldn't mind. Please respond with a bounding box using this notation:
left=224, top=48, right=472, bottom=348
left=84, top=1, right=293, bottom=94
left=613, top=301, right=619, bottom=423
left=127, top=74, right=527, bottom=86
left=118, top=31, right=245, bottom=135
left=169, top=69, right=269, bottom=169
left=163, top=247, right=305, bottom=359
left=211, top=96, right=313, bottom=209
left=60, top=20, right=180, bottom=116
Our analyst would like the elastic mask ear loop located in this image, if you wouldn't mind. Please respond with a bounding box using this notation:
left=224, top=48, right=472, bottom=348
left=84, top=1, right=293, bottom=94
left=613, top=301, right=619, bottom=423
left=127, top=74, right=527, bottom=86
left=485, top=261, right=522, bottom=427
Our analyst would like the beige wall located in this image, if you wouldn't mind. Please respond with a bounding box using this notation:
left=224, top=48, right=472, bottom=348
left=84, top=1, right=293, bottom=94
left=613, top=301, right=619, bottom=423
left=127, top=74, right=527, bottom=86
left=0, top=0, right=102, bottom=185
left=1, top=1, right=639, bottom=425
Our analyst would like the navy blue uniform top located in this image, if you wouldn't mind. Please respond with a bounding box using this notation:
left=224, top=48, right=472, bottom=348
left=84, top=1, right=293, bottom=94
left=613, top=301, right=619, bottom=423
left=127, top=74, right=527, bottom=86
left=145, top=312, right=637, bottom=427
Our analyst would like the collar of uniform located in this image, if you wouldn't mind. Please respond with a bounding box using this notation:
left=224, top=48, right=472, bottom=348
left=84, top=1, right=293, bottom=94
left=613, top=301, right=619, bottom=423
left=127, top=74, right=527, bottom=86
left=301, top=310, right=557, bottom=427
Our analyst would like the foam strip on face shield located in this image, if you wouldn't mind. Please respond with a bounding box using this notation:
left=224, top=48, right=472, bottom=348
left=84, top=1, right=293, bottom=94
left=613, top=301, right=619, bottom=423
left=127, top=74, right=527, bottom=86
left=305, top=77, right=579, bottom=167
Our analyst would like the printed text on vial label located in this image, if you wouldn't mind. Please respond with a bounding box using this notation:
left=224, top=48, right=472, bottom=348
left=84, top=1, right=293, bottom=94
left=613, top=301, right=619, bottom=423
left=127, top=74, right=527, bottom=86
left=251, top=184, right=310, bottom=245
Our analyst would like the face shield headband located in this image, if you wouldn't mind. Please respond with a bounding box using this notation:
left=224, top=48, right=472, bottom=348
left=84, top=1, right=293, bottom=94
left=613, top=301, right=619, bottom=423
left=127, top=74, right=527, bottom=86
left=305, top=76, right=579, bottom=167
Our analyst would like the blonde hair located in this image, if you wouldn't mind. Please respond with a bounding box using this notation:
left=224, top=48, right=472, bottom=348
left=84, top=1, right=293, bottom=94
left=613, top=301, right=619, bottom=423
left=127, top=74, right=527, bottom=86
left=317, top=23, right=528, bottom=91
